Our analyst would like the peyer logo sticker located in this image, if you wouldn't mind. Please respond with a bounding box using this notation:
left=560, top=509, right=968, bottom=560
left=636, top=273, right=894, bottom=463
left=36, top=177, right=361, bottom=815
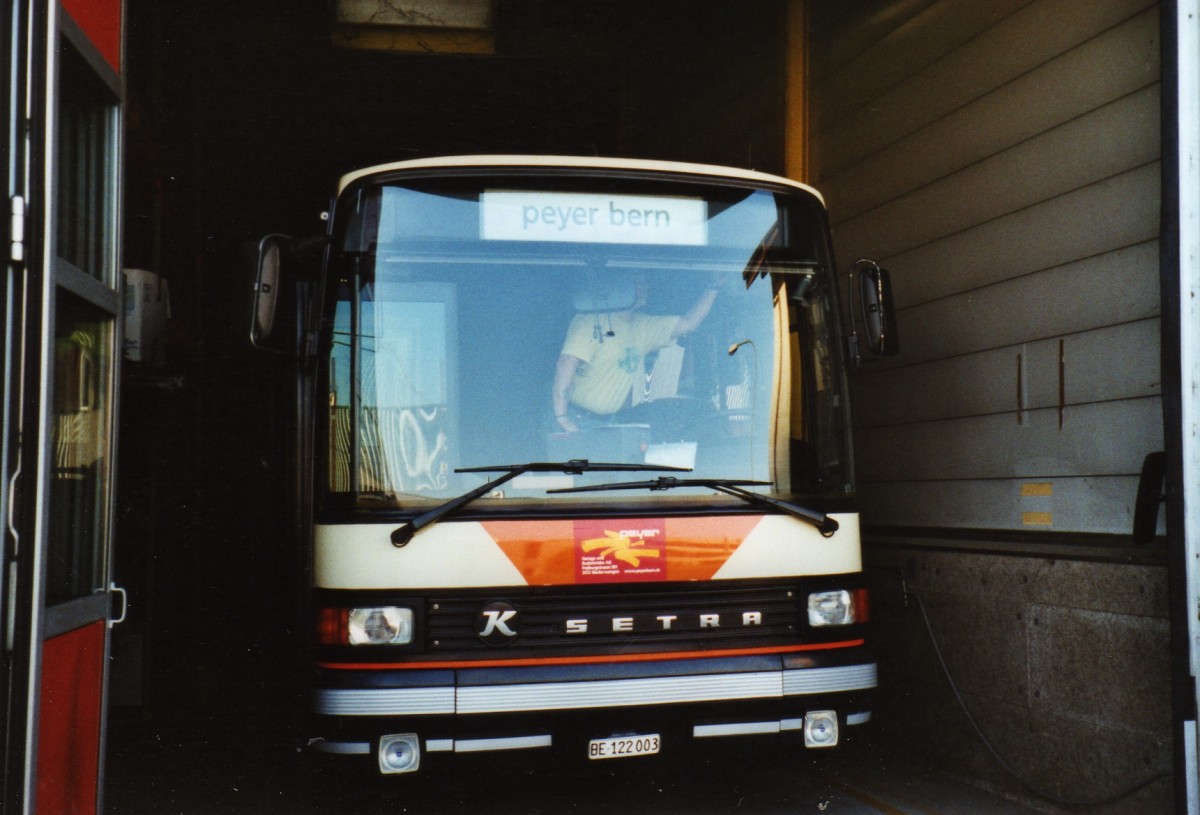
left=575, top=519, right=667, bottom=583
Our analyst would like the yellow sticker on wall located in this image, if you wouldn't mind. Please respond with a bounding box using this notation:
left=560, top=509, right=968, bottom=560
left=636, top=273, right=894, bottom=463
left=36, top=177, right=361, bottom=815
left=1022, top=511, right=1053, bottom=526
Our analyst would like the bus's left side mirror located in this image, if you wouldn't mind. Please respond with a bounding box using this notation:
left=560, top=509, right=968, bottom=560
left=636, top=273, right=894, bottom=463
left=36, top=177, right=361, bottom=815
left=849, top=259, right=900, bottom=363
left=250, top=234, right=292, bottom=350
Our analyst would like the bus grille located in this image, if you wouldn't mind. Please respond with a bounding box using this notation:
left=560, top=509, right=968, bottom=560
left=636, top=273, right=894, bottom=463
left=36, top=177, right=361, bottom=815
left=423, top=583, right=805, bottom=656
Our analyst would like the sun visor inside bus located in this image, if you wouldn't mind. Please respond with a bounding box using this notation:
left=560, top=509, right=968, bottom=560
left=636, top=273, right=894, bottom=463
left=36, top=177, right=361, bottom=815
left=573, top=276, right=637, bottom=313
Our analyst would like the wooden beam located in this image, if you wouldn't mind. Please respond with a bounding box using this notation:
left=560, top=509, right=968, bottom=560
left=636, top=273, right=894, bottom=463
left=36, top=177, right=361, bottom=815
left=784, top=0, right=809, bottom=182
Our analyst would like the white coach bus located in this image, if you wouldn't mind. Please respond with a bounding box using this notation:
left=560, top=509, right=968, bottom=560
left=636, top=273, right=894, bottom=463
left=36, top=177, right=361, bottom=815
left=251, top=155, right=898, bottom=775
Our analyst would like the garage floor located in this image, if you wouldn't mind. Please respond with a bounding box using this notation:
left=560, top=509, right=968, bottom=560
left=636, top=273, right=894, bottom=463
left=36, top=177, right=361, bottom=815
left=105, top=710, right=1042, bottom=814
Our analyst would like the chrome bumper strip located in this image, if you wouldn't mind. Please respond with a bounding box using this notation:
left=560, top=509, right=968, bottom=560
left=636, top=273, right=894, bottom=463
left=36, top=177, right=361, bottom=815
left=782, top=663, right=878, bottom=696
left=453, top=735, right=553, bottom=752
left=316, top=663, right=877, bottom=716
left=315, top=686, right=455, bottom=716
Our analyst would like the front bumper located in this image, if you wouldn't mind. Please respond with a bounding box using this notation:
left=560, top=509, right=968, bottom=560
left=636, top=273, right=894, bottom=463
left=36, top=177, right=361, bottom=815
left=310, top=648, right=876, bottom=769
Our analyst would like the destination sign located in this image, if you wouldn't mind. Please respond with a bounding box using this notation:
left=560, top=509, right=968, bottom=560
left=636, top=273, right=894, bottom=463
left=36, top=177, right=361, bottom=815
left=480, top=190, right=708, bottom=245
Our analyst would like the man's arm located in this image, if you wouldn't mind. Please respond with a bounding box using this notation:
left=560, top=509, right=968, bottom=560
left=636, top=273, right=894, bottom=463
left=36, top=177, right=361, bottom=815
left=552, top=354, right=581, bottom=432
left=671, top=286, right=718, bottom=339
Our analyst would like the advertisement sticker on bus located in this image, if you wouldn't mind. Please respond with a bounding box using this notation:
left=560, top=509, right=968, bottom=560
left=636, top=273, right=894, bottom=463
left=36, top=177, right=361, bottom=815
left=574, top=518, right=667, bottom=583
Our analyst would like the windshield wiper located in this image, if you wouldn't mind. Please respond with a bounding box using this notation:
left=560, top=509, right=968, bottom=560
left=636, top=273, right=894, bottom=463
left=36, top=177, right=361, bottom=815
left=549, top=476, right=840, bottom=538
left=390, top=460, right=690, bottom=546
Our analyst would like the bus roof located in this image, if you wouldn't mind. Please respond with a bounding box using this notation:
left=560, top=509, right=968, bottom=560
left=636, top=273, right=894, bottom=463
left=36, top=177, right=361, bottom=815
left=337, top=155, right=825, bottom=205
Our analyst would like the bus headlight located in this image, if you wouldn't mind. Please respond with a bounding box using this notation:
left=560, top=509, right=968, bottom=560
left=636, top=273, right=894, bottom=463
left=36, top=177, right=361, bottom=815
left=807, top=590, right=855, bottom=626
left=348, top=607, right=414, bottom=645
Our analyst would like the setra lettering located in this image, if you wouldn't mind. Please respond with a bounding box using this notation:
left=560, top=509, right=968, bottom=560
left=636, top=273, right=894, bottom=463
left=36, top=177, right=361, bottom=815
left=563, top=611, right=763, bottom=634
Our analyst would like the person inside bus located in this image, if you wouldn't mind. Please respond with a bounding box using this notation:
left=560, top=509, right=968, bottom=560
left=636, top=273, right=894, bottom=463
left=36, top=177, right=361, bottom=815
left=552, top=275, right=718, bottom=433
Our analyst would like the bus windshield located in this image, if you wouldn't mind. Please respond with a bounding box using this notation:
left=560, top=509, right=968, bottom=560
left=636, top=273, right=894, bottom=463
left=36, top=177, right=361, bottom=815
left=319, top=172, right=851, bottom=509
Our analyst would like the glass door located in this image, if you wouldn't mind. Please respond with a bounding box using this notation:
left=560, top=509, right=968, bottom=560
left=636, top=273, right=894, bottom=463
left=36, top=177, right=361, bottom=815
left=2, top=2, right=123, bottom=813
left=34, top=14, right=123, bottom=815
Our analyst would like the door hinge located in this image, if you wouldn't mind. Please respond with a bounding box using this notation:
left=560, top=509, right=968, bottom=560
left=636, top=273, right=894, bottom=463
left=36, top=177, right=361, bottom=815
left=9, top=195, right=26, bottom=263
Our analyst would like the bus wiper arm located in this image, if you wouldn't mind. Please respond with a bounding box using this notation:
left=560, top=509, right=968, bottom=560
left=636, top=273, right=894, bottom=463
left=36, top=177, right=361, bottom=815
left=549, top=477, right=839, bottom=538
left=390, top=460, right=690, bottom=547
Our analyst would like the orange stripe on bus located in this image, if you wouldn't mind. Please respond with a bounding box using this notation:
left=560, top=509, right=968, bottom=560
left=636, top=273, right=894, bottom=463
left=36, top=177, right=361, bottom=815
left=317, top=639, right=865, bottom=671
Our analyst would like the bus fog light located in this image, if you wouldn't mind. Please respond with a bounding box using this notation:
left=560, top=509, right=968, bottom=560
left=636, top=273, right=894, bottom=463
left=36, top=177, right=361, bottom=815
left=807, top=590, right=854, bottom=626
left=804, top=711, right=839, bottom=748
left=349, top=607, right=414, bottom=645
left=379, top=734, right=421, bottom=774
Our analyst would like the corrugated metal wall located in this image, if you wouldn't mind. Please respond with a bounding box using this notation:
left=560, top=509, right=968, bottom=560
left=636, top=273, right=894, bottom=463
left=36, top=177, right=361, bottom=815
left=810, top=0, right=1162, bottom=536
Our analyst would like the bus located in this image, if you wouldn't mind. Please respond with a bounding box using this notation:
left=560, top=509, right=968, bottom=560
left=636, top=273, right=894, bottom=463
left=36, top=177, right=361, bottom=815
left=251, top=155, right=898, bottom=775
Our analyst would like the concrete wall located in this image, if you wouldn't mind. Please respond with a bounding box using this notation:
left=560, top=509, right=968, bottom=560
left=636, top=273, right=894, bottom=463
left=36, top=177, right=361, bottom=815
left=804, top=0, right=1174, bottom=810
left=867, top=543, right=1172, bottom=813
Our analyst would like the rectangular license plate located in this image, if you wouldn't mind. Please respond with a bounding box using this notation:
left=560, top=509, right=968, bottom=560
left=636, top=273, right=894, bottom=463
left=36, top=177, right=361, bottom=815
left=587, top=734, right=661, bottom=760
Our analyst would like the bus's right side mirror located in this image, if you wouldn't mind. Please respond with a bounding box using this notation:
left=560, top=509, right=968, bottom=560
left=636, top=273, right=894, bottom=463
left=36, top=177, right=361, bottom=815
left=849, top=259, right=900, bottom=363
left=1132, top=451, right=1166, bottom=544
left=250, top=234, right=291, bottom=350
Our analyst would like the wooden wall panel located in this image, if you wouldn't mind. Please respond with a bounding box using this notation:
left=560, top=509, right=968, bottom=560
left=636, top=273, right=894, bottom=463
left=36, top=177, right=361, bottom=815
left=821, top=8, right=1161, bottom=220
left=809, top=0, right=1163, bottom=535
left=811, top=0, right=1030, bottom=136
left=880, top=164, right=1160, bottom=309
left=833, top=86, right=1161, bottom=260
left=813, top=0, right=1157, bottom=181
left=886, top=241, right=1160, bottom=365
left=852, top=319, right=1161, bottom=428
left=858, top=476, right=1149, bottom=535
left=855, top=399, right=1161, bottom=483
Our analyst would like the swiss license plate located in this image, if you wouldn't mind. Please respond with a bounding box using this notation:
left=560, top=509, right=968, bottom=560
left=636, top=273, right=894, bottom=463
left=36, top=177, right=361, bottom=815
left=587, top=734, right=661, bottom=760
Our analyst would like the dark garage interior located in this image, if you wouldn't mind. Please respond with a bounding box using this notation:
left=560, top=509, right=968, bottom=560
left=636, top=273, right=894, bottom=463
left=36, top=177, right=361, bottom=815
left=115, top=0, right=789, bottom=709
left=109, top=1, right=808, bottom=810
left=99, top=1, right=1184, bottom=813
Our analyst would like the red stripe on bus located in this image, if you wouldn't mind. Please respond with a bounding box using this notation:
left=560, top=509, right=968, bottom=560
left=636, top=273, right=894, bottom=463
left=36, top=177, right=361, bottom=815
left=317, top=639, right=866, bottom=670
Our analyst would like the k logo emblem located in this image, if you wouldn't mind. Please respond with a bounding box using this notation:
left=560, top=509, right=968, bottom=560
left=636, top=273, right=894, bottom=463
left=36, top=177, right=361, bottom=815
left=476, top=601, right=519, bottom=645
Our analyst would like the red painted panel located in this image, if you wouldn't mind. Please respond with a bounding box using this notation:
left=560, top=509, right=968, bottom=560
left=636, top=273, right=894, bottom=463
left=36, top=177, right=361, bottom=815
left=37, top=621, right=106, bottom=815
left=61, top=0, right=122, bottom=73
